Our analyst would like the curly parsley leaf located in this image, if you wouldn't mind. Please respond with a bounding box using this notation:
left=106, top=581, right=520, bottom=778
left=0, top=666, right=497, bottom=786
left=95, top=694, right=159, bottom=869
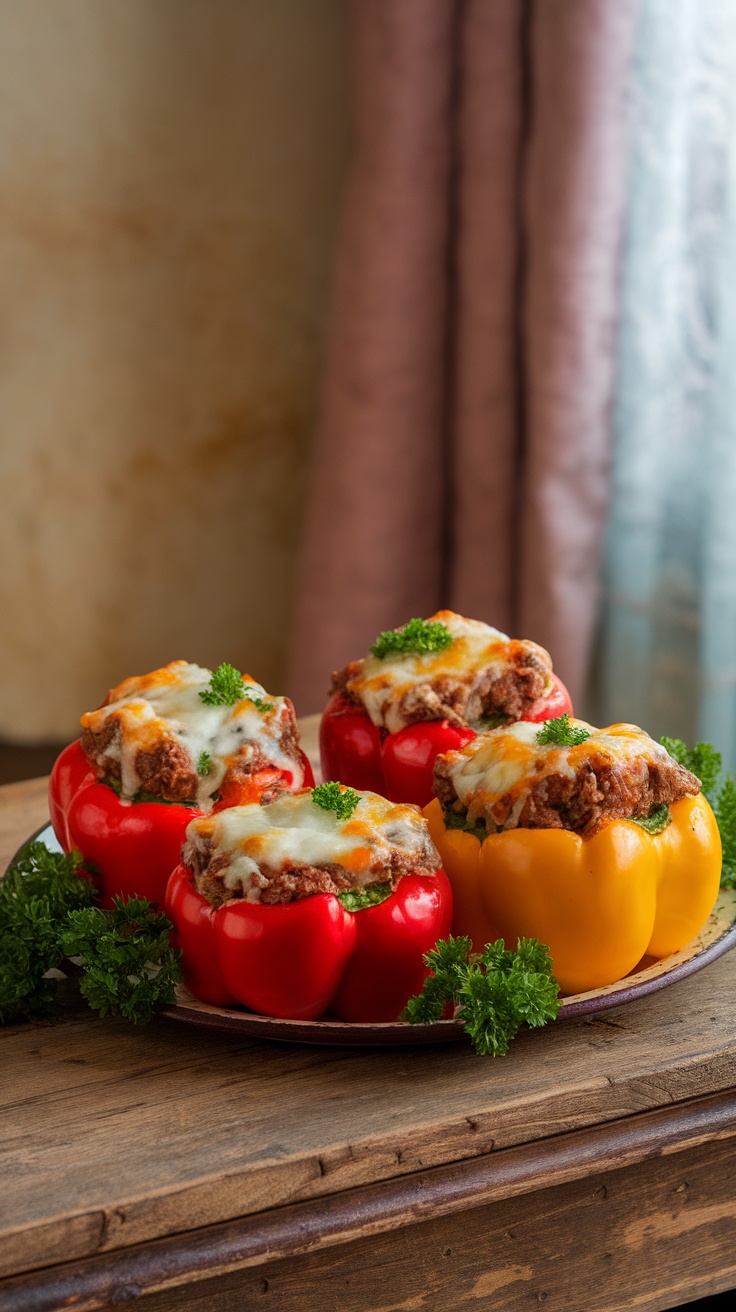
left=442, top=807, right=488, bottom=843
left=404, top=934, right=560, bottom=1055
left=660, top=737, right=721, bottom=801
left=311, top=781, right=360, bottom=821
left=0, top=846, right=181, bottom=1027
left=336, top=881, right=393, bottom=913
left=370, top=617, right=453, bottom=660
left=197, top=751, right=213, bottom=776
left=403, top=935, right=474, bottom=1024
left=0, top=844, right=95, bottom=1023
left=59, top=898, right=182, bottom=1025
left=536, top=714, right=590, bottom=748
left=716, top=776, right=736, bottom=889
left=199, top=662, right=245, bottom=707
left=660, top=735, right=736, bottom=887
left=631, top=803, right=672, bottom=836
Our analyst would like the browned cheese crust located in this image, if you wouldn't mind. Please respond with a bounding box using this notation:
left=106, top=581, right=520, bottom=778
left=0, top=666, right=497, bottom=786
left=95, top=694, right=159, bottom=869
left=434, top=747, right=701, bottom=838
left=331, top=639, right=552, bottom=729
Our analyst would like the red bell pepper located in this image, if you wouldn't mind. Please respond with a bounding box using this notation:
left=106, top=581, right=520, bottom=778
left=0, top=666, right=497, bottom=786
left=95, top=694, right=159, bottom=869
left=165, top=864, right=453, bottom=1022
left=48, top=740, right=314, bottom=910
left=320, top=673, right=573, bottom=809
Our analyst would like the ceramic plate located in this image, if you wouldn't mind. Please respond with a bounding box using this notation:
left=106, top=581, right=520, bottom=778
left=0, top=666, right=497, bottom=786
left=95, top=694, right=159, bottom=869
left=13, top=824, right=736, bottom=1047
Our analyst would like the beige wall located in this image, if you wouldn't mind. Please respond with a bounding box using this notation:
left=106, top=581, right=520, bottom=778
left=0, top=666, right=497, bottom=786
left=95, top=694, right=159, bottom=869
left=0, top=0, right=349, bottom=741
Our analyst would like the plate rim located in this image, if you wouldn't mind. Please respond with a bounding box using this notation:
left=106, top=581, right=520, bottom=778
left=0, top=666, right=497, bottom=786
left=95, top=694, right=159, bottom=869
left=9, top=822, right=736, bottom=1046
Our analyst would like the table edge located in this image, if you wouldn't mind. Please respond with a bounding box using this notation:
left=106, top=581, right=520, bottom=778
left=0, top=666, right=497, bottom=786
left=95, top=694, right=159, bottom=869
left=3, top=1086, right=736, bottom=1307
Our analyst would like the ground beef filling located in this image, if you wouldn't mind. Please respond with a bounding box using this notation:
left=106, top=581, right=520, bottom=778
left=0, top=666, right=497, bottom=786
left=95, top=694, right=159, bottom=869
left=185, top=835, right=441, bottom=909
left=332, top=639, right=553, bottom=730
left=81, top=707, right=303, bottom=805
left=434, top=749, right=701, bottom=839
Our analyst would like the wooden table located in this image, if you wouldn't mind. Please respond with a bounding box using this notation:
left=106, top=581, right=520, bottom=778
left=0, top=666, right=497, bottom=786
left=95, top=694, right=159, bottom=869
left=2, top=776, right=736, bottom=1312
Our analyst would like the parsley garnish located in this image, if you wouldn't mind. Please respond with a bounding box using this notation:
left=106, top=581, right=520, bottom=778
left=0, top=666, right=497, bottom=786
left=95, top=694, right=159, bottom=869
left=631, top=803, right=672, bottom=836
left=337, top=881, right=393, bottom=912
left=716, top=777, right=736, bottom=888
left=370, top=617, right=453, bottom=660
left=660, top=737, right=721, bottom=801
left=60, top=898, right=181, bottom=1024
left=0, top=844, right=181, bottom=1026
left=536, top=714, right=590, bottom=747
left=197, top=752, right=213, bottom=776
left=311, top=782, right=360, bottom=821
left=404, top=935, right=560, bottom=1056
left=661, top=736, right=736, bottom=888
left=0, top=843, right=95, bottom=1022
left=199, top=662, right=245, bottom=707
left=442, top=807, right=488, bottom=843
left=243, top=686, right=271, bottom=713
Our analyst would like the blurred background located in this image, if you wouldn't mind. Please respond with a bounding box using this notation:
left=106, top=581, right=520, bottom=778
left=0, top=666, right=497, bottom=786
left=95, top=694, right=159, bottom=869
left=3, top=0, right=736, bottom=784
left=0, top=0, right=350, bottom=776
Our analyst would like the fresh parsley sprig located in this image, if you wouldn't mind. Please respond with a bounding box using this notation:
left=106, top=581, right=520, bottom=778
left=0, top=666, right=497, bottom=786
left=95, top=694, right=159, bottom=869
left=660, top=737, right=721, bottom=799
left=199, top=663, right=246, bottom=707
left=0, top=845, right=181, bottom=1026
left=0, top=843, right=95, bottom=1022
left=536, top=714, right=590, bottom=748
left=404, top=935, right=560, bottom=1056
left=311, top=781, right=361, bottom=821
left=661, top=736, right=736, bottom=886
left=60, top=898, right=181, bottom=1024
left=370, top=617, right=453, bottom=660
left=197, top=751, right=213, bottom=776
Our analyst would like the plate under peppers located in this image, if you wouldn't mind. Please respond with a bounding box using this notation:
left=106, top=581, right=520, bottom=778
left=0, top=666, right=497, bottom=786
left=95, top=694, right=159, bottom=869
left=22, top=824, right=736, bottom=1045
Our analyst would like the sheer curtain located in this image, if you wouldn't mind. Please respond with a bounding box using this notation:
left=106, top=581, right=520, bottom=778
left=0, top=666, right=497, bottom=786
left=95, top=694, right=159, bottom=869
left=596, top=0, right=736, bottom=767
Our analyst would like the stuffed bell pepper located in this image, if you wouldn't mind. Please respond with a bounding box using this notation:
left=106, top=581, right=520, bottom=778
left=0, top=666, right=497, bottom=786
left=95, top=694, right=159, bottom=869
left=49, top=660, right=313, bottom=908
left=320, top=611, right=572, bottom=810
left=425, top=715, right=722, bottom=994
left=165, top=781, right=452, bottom=1021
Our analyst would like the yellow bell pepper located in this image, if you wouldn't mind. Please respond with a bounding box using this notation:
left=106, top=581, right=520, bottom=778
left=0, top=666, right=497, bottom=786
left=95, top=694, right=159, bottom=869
left=424, top=794, right=721, bottom=995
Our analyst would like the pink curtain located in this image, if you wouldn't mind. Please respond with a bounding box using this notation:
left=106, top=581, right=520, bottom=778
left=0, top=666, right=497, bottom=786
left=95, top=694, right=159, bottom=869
left=289, top=0, right=636, bottom=714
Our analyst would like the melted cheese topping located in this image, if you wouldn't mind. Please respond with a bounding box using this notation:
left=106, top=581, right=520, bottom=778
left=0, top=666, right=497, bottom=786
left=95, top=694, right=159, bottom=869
left=347, top=611, right=549, bottom=732
left=445, top=721, right=673, bottom=829
left=184, top=790, right=438, bottom=901
left=81, top=661, right=303, bottom=807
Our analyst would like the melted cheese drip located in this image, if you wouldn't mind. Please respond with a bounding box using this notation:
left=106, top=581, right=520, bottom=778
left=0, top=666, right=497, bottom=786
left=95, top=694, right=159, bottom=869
left=80, top=661, right=303, bottom=808
left=185, top=790, right=437, bottom=902
left=446, top=721, right=672, bottom=829
left=348, top=611, right=543, bottom=732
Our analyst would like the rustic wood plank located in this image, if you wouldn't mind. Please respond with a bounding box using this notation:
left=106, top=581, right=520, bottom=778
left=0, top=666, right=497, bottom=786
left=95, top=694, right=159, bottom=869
left=0, top=777, right=48, bottom=871
left=135, top=1134, right=736, bottom=1312
left=2, top=941, right=736, bottom=1279
left=3, top=1097, right=736, bottom=1312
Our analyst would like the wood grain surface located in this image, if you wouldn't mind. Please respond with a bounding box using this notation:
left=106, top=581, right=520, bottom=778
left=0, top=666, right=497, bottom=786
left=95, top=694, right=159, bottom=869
left=3, top=1089, right=736, bottom=1311
left=3, top=908, right=736, bottom=1280
left=3, top=756, right=736, bottom=1309
left=126, top=1133, right=736, bottom=1312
